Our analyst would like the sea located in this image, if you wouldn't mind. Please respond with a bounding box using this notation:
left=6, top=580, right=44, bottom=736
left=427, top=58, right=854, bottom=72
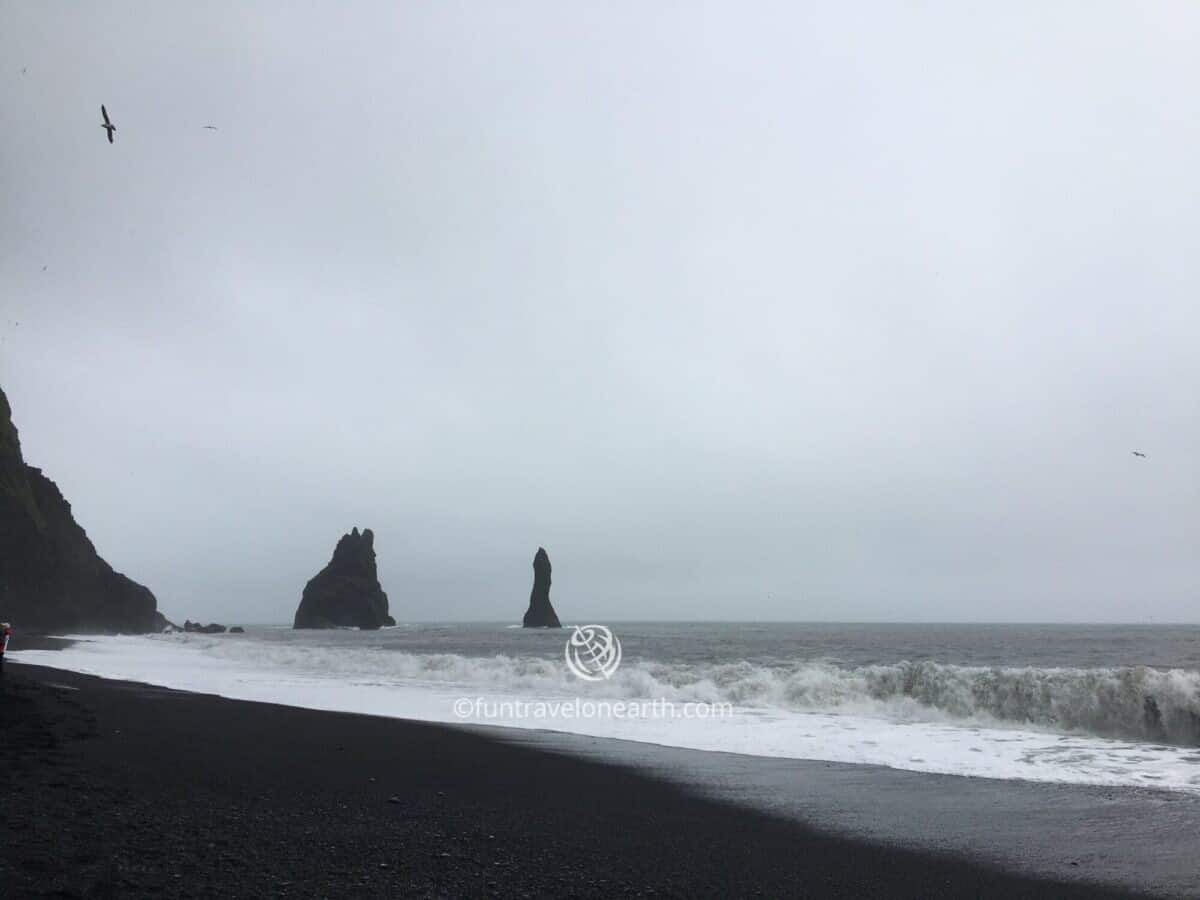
left=15, top=622, right=1200, bottom=795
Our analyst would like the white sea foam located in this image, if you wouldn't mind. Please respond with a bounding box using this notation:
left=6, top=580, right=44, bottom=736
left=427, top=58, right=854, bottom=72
left=13, top=633, right=1200, bottom=794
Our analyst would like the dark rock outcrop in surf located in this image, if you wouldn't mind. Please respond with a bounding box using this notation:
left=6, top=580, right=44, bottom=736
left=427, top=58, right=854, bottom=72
left=184, top=620, right=227, bottom=634
left=0, top=385, right=166, bottom=634
left=293, top=527, right=395, bottom=630
left=522, top=547, right=561, bottom=628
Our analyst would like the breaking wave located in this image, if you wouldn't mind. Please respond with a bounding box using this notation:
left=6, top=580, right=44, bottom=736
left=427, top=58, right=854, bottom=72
left=178, top=634, right=1200, bottom=745
left=653, top=659, right=1200, bottom=746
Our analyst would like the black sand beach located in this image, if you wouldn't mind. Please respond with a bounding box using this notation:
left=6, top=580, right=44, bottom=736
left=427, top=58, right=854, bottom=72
left=1, top=657, right=1152, bottom=899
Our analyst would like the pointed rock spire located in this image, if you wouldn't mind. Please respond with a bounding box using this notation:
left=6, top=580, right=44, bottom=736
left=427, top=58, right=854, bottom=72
left=522, top=546, right=561, bottom=628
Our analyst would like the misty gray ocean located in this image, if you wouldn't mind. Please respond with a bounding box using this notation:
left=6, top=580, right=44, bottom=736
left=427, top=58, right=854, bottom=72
left=304, top=621, right=1200, bottom=670
left=212, top=621, right=1200, bottom=746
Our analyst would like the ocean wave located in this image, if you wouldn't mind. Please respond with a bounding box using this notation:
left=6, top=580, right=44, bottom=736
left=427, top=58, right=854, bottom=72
left=664, top=659, right=1200, bottom=746
left=162, top=634, right=1200, bottom=745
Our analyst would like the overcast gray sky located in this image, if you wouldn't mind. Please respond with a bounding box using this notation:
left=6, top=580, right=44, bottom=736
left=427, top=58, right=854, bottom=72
left=2, top=2, right=1197, bottom=625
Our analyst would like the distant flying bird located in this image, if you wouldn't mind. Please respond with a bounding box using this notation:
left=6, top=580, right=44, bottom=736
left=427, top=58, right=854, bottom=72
left=1132, top=451, right=1147, bottom=458
left=202, top=125, right=218, bottom=130
left=100, top=105, right=115, bottom=143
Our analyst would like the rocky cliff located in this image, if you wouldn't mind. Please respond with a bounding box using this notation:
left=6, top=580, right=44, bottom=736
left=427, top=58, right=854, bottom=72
left=0, top=386, right=166, bottom=633
left=293, top=527, right=395, bottom=629
left=522, top=547, right=561, bottom=628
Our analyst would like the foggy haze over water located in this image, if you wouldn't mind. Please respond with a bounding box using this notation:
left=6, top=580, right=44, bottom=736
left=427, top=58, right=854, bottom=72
left=1, top=3, right=1197, bottom=625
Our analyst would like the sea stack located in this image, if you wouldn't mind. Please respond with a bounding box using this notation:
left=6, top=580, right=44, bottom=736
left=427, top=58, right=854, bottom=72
left=293, top=527, right=395, bottom=629
left=0, top=385, right=166, bottom=633
left=183, top=620, right=227, bottom=634
left=522, top=547, right=561, bottom=628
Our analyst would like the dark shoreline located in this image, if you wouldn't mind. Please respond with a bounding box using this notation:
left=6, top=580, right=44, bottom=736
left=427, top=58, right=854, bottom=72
left=6, top=634, right=78, bottom=651
left=0, top=663, right=1153, bottom=898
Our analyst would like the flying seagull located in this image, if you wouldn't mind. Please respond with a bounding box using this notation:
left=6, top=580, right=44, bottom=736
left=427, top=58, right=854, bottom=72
left=202, top=125, right=218, bottom=130
left=100, top=105, right=115, bottom=143
left=1132, top=451, right=1147, bottom=458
